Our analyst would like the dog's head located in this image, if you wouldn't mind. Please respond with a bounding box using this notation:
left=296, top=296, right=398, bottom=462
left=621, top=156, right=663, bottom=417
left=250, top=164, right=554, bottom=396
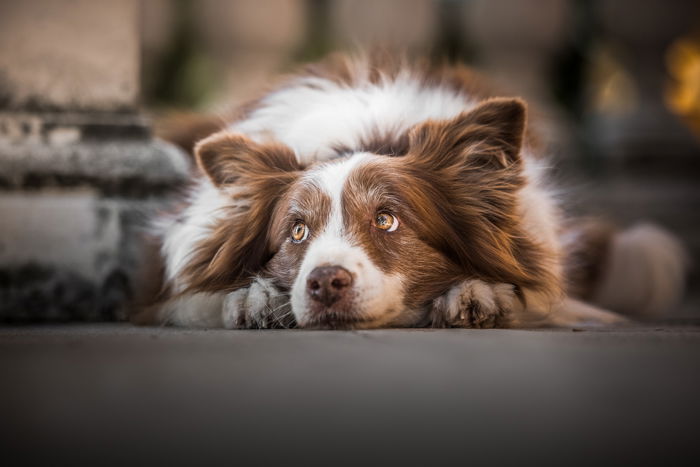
left=184, top=98, right=553, bottom=328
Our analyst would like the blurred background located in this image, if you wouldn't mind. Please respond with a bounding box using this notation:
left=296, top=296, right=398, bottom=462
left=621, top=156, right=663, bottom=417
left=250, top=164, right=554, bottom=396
left=1, top=0, right=699, bottom=321
left=4, top=5, right=700, bottom=464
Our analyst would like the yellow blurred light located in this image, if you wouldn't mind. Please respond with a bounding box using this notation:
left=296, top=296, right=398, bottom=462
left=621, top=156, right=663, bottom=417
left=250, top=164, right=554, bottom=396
left=665, top=37, right=700, bottom=135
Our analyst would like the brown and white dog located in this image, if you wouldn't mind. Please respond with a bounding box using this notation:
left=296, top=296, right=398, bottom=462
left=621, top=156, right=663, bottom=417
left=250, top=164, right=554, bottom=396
left=135, top=53, right=687, bottom=329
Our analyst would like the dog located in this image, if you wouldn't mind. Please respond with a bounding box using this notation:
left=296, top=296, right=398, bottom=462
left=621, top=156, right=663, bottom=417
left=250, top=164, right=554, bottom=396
left=133, top=52, right=687, bottom=329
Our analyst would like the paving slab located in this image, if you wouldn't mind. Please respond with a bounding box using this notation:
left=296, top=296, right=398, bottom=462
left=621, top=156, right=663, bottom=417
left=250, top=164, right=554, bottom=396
left=1, top=323, right=699, bottom=466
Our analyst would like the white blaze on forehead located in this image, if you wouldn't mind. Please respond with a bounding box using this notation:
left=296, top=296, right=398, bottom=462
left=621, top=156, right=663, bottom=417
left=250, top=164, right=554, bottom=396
left=309, top=151, right=373, bottom=236
left=291, top=152, right=405, bottom=325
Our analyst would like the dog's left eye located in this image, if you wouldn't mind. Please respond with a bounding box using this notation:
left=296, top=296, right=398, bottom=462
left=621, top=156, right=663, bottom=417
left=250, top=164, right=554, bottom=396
left=291, top=221, right=309, bottom=243
left=373, top=212, right=399, bottom=232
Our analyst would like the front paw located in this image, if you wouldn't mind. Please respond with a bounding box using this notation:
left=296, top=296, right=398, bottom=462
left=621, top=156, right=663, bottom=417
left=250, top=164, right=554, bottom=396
left=431, top=279, right=521, bottom=328
left=222, top=278, right=293, bottom=329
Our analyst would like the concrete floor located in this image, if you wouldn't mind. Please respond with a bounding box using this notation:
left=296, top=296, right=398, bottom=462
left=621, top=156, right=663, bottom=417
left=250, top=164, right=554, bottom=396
left=2, top=323, right=700, bottom=466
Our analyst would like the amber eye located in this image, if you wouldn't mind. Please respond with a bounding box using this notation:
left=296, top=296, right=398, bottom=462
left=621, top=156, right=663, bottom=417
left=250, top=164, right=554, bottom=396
left=291, top=221, right=309, bottom=243
left=373, top=212, right=398, bottom=232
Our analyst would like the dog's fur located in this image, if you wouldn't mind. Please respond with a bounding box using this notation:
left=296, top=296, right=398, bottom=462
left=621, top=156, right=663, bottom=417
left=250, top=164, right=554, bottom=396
left=133, top=53, right=687, bottom=329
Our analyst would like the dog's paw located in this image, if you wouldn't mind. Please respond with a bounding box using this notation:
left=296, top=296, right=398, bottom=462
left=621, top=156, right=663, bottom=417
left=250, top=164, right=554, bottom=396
left=431, top=279, right=521, bottom=328
left=222, top=277, right=294, bottom=329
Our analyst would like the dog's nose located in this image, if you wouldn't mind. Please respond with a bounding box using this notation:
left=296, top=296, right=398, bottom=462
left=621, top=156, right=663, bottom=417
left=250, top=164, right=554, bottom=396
left=306, top=265, right=353, bottom=307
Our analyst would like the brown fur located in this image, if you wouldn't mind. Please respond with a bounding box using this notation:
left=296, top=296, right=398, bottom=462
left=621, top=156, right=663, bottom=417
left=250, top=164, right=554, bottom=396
left=342, top=162, right=463, bottom=313
left=399, top=99, right=560, bottom=296
left=332, top=130, right=411, bottom=158
left=264, top=180, right=333, bottom=290
left=562, top=219, right=616, bottom=300
left=336, top=99, right=561, bottom=317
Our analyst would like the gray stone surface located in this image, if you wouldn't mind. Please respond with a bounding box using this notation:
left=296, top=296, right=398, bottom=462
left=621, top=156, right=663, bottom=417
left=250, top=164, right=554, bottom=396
left=0, top=110, right=190, bottom=322
left=2, top=323, right=699, bottom=466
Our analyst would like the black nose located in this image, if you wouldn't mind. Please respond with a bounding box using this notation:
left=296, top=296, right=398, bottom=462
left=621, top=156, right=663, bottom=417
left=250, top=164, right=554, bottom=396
left=306, top=266, right=353, bottom=307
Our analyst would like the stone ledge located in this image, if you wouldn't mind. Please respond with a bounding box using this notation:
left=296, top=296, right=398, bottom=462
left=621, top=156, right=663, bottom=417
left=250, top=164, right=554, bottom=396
left=0, top=137, right=191, bottom=194
left=0, top=110, right=191, bottom=194
left=0, top=110, right=152, bottom=142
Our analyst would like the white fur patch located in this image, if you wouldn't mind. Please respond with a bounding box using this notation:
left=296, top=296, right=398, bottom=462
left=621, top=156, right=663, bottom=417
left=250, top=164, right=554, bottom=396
left=157, top=180, right=232, bottom=292
left=232, top=74, right=475, bottom=164
left=312, top=152, right=372, bottom=235
left=158, top=292, right=225, bottom=328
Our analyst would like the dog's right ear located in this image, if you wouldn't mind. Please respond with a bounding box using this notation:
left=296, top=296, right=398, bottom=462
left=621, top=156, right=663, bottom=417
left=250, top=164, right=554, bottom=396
left=183, top=132, right=302, bottom=293
left=195, top=132, right=302, bottom=187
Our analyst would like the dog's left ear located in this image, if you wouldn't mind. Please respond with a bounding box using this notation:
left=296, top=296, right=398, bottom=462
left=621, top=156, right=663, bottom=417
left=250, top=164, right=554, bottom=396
left=407, top=97, right=526, bottom=172
left=403, top=98, right=554, bottom=290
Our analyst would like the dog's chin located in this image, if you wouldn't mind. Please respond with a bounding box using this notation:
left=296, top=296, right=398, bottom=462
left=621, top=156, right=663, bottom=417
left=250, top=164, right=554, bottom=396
left=297, top=305, right=405, bottom=330
left=298, top=306, right=368, bottom=330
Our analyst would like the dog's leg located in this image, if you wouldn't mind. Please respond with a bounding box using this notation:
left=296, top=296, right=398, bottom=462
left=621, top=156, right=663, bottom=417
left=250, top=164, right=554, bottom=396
left=222, top=276, right=294, bottom=329
left=144, top=292, right=226, bottom=328
left=431, top=279, right=630, bottom=328
left=430, top=279, right=522, bottom=328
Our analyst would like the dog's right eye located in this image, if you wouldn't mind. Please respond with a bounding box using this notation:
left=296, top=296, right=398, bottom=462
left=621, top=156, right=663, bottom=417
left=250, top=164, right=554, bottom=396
left=291, top=221, right=309, bottom=243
